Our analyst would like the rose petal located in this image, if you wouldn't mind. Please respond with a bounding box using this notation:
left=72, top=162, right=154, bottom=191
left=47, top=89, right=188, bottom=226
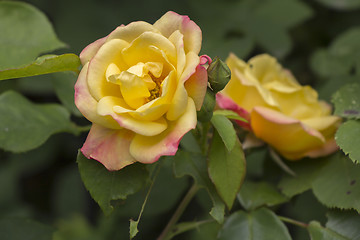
left=222, top=54, right=278, bottom=112
left=154, top=11, right=202, bottom=54
left=247, top=54, right=299, bottom=89
left=130, top=97, right=197, bottom=163
left=168, top=30, right=186, bottom=78
left=80, top=36, right=107, bottom=65
left=307, top=139, right=339, bottom=158
left=251, top=106, right=326, bottom=160
left=121, top=31, right=177, bottom=68
left=87, top=39, right=129, bottom=100
left=81, top=124, right=136, bottom=171
left=270, top=86, right=331, bottom=119
left=302, top=115, right=342, bottom=139
left=74, top=63, right=120, bottom=129
left=97, top=96, right=168, bottom=136
left=166, top=52, right=200, bottom=120
left=185, top=64, right=208, bottom=111
left=107, top=21, right=160, bottom=43
left=216, top=93, right=251, bottom=130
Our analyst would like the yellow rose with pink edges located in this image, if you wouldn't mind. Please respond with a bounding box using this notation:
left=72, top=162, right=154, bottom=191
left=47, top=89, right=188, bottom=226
left=217, top=53, right=341, bottom=160
left=75, top=11, right=209, bottom=170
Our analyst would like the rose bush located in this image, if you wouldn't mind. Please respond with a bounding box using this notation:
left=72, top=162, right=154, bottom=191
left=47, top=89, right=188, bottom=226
left=75, top=11, right=209, bottom=170
left=217, top=53, right=341, bottom=160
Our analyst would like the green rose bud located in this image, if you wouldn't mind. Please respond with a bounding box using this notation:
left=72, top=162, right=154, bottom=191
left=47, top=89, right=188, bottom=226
left=207, top=57, right=231, bottom=93
left=197, top=87, right=216, bottom=122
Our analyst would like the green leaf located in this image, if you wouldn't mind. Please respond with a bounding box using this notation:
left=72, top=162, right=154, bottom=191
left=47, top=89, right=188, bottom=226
left=310, top=50, right=350, bottom=78
left=187, top=221, right=221, bottom=240
left=326, top=210, right=360, bottom=240
left=52, top=71, right=82, bottom=116
left=180, top=131, right=202, bottom=154
left=173, top=150, right=225, bottom=223
left=77, top=151, right=149, bottom=216
left=0, top=91, right=79, bottom=152
left=307, top=221, right=350, bottom=240
left=218, top=208, right=291, bottom=240
left=213, top=110, right=248, bottom=123
left=315, top=0, right=360, bottom=10
left=311, top=27, right=360, bottom=77
left=0, top=54, right=81, bottom=81
left=317, top=75, right=358, bottom=102
left=254, top=0, right=313, bottom=29
left=332, top=83, right=360, bottom=119
left=0, top=217, right=54, bottom=240
left=238, top=181, right=288, bottom=210
left=312, top=154, right=360, bottom=212
left=238, top=14, right=292, bottom=58
left=129, top=219, right=139, bottom=239
left=278, top=158, right=328, bottom=198
left=208, top=130, right=246, bottom=209
left=0, top=1, right=66, bottom=70
left=210, top=115, right=237, bottom=151
left=53, top=215, right=102, bottom=240
left=335, top=120, right=360, bottom=164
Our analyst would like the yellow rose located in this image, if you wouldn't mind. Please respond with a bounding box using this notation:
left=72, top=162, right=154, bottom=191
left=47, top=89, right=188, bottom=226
left=75, top=11, right=209, bottom=170
left=217, top=53, right=341, bottom=160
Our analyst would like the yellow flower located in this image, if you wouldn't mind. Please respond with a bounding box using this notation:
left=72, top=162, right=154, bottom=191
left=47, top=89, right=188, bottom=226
left=217, top=53, right=341, bottom=160
left=75, top=12, right=209, bottom=170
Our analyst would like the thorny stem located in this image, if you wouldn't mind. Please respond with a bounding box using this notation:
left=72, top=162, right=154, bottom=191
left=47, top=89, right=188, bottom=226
left=278, top=216, right=309, bottom=228
left=157, top=184, right=199, bottom=240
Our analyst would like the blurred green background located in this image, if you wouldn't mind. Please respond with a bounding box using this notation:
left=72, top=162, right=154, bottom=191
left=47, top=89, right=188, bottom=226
left=1, top=0, right=360, bottom=239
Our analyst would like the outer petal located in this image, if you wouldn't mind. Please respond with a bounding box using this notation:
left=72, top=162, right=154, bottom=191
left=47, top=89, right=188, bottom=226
left=250, top=107, right=326, bottom=160
left=79, top=36, right=107, bottom=65
left=216, top=93, right=251, bottom=130
left=130, top=97, right=196, bottom=163
left=154, top=11, right=202, bottom=54
left=166, top=52, right=200, bottom=120
left=81, top=124, right=136, bottom=170
left=184, top=64, right=207, bottom=111
left=87, top=39, right=129, bottom=100
left=302, top=116, right=342, bottom=139
left=74, top=63, right=120, bottom=129
left=107, top=21, right=160, bottom=43
left=97, top=96, right=168, bottom=136
left=307, top=139, right=339, bottom=158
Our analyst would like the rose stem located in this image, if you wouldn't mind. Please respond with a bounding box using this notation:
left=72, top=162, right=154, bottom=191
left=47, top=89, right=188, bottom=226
left=278, top=216, right=309, bottom=228
left=157, top=183, right=199, bottom=240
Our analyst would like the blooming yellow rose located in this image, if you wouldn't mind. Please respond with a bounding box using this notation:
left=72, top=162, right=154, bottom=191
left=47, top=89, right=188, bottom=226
left=217, top=53, right=341, bottom=160
left=75, top=11, right=209, bottom=170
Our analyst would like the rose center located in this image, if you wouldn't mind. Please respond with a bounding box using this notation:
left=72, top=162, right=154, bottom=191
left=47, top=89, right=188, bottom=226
left=106, top=62, right=164, bottom=109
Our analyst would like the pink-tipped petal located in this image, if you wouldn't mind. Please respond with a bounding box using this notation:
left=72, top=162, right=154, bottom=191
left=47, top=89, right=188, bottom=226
left=166, top=52, right=200, bottom=120
left=74, top=63, right=120, bottom=129
left=154, top=11, right=202, bottom=54
left=81, top=124, right=136, bottom=171
left=216, top=93, right=251, bottom=130
left=130, top=97, right=197, bottom=164
left=251, top=107, right=326, bottom=160
left=79, top=36, right=107, bottom=65
left=200, top=55, right=212, bottom=65
left=184, top=63, right=208, bottom=111
left=307, top=139, right=339, bottom=158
